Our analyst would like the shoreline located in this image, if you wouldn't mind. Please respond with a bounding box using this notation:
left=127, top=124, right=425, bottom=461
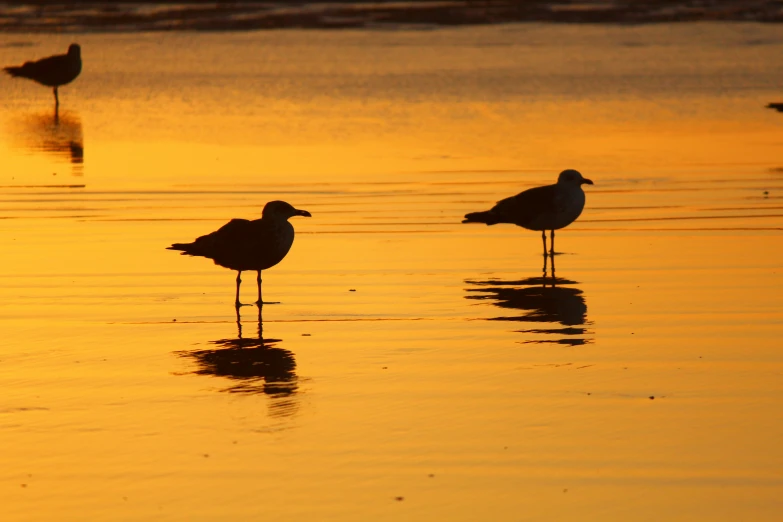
left=1, top=1, right=782, bottom=33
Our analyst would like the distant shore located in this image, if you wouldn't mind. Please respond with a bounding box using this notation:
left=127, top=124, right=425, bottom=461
left=1, top=1, right=782, bottom=33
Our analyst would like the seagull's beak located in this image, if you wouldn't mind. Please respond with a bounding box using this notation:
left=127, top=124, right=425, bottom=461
left=582, top=178, right=594, bottom=185
left=295, top=209, right=312, bottom=217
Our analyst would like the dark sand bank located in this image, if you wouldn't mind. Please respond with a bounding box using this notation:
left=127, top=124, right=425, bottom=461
left=1, top=0, right=782, bottom=33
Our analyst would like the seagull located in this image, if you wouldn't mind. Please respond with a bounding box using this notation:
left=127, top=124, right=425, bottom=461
left=3, top=44, right=82, bottom=110
left=462, top=169, right=593, bottom=255
left=167, top=201, right=311, bottom=307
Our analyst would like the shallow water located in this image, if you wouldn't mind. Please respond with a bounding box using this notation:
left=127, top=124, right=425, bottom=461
left=0, top=24, right=782, bottom=521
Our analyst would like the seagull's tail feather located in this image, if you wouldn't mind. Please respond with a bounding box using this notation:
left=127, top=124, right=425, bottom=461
left=3, top=66, right=24, bottom=78
left=167, top=242, right=200, bottom=255
left=463, top=210, right=500, bottom=225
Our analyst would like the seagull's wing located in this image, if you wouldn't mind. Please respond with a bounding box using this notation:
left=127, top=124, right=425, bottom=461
left=169, top=219, right=254, bottom=257
left=5, top=53, right=64, bottom=76
left=169, top=218, right=282, bottom=271
left=491, top=184, right=563, bottom=227
left=28, top=53, right=69, bottom=70
left=197, top=219, right=255, bottom=253
left=209, top=218, right=283, bottom=270
left=4, top=51, right=80, bottom=87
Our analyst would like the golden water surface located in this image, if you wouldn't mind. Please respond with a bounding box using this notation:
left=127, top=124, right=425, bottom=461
left=0, top=24, right=782, bottom=521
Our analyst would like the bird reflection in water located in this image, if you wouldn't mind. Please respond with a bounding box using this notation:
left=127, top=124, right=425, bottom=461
left=177, top=307, right=298, bottom=416
left=465, top=254, right=592, bottom=346
left=7, top=110, right=84, bottom=175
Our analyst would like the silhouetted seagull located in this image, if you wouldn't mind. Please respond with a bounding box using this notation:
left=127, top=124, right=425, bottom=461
left=4, top=44, right=82, bottom=110
left=463, top=169, right=593, bottom=255
left=167, top=201, right=311, bottom=307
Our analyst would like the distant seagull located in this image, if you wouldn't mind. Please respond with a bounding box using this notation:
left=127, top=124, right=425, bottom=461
left=167, top=201, right=311, bottom=307
left=4, top=44, right=82, bottom=109
left=767, top=102, right=783, bottom=112
left=463, top=169, right=593, bottom=255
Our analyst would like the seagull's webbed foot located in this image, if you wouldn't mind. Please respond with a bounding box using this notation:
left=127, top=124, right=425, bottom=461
left=255, top=300, right=281, bottom=307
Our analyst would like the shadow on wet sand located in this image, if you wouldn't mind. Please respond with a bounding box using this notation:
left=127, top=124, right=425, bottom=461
left=465, top=254, right=592, bottom=346
left=176, top=306, right=299, bottom=416
left=6, top=110, right=84, bottom=175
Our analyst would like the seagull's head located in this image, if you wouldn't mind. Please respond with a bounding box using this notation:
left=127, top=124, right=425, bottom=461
left=67, top=44, right=81, bottom=58
left=558, top=169, right=593, bottom=187
left=262, top=200, right=312, bottom=220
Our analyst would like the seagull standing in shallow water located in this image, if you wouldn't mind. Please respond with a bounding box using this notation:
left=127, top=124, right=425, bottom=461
left=463, top=169, right=593, bottom=255
left=3, top=44, right=82, bottom=112
left=167, top=201, right=311, bottom=308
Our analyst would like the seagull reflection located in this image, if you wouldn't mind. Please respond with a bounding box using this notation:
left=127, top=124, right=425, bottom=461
left=465, top=254, right=591, bottom=345
left=177, top=307, right=298, bottom=414
left=7, top=111, right=84, bottom=174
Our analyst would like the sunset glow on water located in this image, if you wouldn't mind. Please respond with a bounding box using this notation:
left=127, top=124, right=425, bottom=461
left=0, top=24, right=782, bottom=520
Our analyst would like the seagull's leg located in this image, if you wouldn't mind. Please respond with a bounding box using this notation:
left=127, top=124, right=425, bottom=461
left=255, top=271, right=280, bottom=305
left=541, top=230, right=547, bottom=257
left=234, top=271, right=242, bottom=308
left=542, top=250, right=548, bottom=283
left=53, top=87, right=59, bottom=123
left=550, top=250, right=557, bottom=285
left=256, top=271, right=263, bottom=307
left=550, top=229, right=555, bottom=256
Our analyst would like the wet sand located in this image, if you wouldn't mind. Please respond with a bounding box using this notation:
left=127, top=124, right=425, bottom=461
left=0, top=24, right=782, bottom=520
